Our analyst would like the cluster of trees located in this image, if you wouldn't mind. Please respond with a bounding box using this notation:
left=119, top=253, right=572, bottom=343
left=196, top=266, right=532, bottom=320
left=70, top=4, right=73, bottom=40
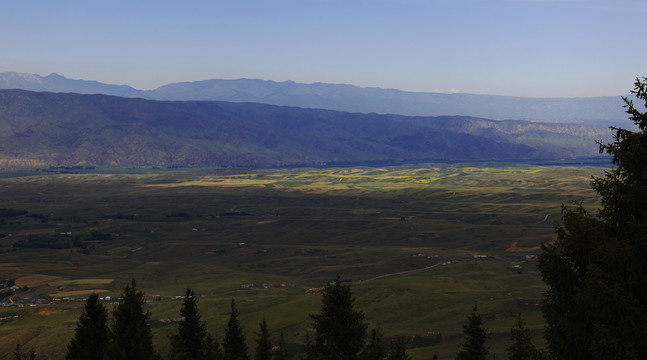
left=61, top=280, right=271, bottom=360
left=452, top=305, right=545, bottom=360
left=537, top=76, right=647, bottom=359
left=58, top=276, right=414, bottom=360
left=11, top=235, right=80, bottom=250
left=303, top=274, right=415, bottom=360
left=37, top=276, right=543, bottom=360
left=9, top=230, right=108, bottom=254
left=12, top=343, right=37, bottom=360
left=0, top=278, right=15, bottom=287
left=0, top=208, right=28, bottom=217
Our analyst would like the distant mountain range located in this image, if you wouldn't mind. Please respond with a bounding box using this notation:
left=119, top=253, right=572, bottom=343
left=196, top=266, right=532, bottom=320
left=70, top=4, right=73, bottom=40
left=0, top=89, right=610, bottom=168
left=0, top=72, right=628, bottom=127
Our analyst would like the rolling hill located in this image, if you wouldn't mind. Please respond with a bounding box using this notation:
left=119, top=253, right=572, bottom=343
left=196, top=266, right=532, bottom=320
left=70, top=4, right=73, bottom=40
left=0, top=89, right=610, bottom=168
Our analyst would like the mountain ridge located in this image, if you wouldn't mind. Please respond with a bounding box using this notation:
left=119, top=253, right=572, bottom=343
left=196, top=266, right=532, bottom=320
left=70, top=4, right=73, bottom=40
left=0, top=72, right=627, bottom=126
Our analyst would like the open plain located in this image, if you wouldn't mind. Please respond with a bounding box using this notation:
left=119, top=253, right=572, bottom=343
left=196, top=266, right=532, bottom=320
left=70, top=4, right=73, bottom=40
left=0, top=163, right=604, bottom=359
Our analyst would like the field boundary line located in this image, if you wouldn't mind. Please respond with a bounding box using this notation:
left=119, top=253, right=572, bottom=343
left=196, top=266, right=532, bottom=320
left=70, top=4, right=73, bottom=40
left=363, top=262, right=444, bottom=282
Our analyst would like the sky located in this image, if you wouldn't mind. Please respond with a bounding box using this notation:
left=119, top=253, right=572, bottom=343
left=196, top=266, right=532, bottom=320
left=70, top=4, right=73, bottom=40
left=1, top=0, right=645, bottom=97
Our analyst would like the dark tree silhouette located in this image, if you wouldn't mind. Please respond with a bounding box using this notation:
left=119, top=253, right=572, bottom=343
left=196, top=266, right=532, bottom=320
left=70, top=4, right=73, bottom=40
left=308, top=274, right=367, bottom=360
left=204, top=333, right=225, bottom=360
left=362, top=326, right=387, bottom=360
left=223, top=299, right=249, bottom=360
left=13, top=343, right=37, bottom=360
left=105, top=279, right=156, bottom=360
left=253, top=319, right=272, bottom=360
left=538, top=77, right=647, bottom=359
left=65, top=293, right=108, bottom=360
left=169, top=288, right=209, bottom=360
left=455, top=305, right=489, bottom=360
left=273, top=331, right=289, bottom=360
left=506, top=314, right=541, bottom=360
left=386, top=337, right=411, bottom=360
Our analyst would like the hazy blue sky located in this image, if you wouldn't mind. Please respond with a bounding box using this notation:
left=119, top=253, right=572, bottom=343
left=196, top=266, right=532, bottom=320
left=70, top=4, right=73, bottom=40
left=1, top=0, right=645, bottom=97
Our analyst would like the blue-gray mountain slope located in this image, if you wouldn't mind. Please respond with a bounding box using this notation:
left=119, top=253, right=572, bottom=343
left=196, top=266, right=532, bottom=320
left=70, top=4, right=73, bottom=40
left=0, top=89, right=608, bottom=168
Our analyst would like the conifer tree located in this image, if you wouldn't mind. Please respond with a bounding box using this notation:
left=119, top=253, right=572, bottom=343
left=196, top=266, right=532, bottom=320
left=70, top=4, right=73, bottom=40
left=204, top=332, right=225, bottom=360
left=273, top=331, right=289, bottom=360
left=304, top=332, right=318, bottom=360
left=455, top=305, right=489, bottom=360
left=386, top=337, right=411, bottom=360
left=506, top=314, right=539, bottom=360
left=362, top=326, right=388, bottom=360
left=13, top=343, right=37, bottom=360
left=105, top=279, right=156, bottom=360
left=66, top=293, right=108, bottom=360
left=223, top=299, right=249, bottom=360
left=538, top=77, right=647, bottom=359
left=254, top=319, right=272, bottom=360
left=308, top=274, right=367, bottom=360
left=13, top=343, right=23, bottom=360
left=169, top=288, right=209, bottom=360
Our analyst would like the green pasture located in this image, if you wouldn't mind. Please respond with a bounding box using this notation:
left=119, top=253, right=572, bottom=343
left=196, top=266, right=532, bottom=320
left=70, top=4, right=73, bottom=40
left=48, top=279, right=114, bottom=287
left=0, top=163, right=605, bottom=359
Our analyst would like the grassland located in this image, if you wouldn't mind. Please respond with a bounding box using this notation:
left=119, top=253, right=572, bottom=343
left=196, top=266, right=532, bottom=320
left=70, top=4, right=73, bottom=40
left=0, top=163, right=604, bottom=359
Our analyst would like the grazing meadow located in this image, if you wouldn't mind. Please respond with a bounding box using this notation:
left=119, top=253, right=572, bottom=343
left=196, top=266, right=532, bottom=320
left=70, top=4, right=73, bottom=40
left=0, top=163, right=604, bottom=359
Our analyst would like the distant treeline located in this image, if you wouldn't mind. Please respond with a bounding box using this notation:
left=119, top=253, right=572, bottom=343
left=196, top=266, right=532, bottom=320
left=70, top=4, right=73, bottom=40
left=0, top=208, right=28, bottom=217
left=6, top=231, right=110, bottom=255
